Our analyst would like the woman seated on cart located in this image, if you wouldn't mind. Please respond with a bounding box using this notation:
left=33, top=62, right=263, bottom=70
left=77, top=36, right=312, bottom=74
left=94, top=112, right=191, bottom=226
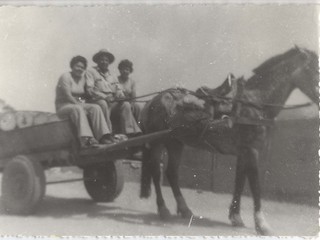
left=117, top=59, right=143, bottom=124
left=55, top=55, right=114, bottom=148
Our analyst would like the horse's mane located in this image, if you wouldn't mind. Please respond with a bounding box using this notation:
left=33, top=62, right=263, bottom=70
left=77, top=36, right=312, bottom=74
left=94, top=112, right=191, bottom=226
left=252, top=47, right=299, bottom=75
left=245, top=47, right=313, bottom=89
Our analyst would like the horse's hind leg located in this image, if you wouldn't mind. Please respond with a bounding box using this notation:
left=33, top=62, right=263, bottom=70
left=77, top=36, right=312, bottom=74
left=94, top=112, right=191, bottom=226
left=165, top=140, right=193, bottom=219
left=229, top=151, right=247, bottom=227
left=150, top=143, right=171, bottom=220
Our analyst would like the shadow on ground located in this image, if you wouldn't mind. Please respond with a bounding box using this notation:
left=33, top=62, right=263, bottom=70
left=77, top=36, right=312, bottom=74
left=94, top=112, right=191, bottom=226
left=0, top=195, right=232, bottom=230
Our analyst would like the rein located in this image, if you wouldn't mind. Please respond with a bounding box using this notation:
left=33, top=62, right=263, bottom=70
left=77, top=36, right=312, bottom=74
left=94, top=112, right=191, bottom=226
left=112, top=87, right=313, bottom=110
left=111, top=88, right=174, bottom=103
left=191, top=92, right=313, bottom=110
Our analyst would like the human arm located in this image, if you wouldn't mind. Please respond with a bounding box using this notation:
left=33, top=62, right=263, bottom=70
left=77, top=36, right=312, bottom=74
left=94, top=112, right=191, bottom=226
left=121, top=78, right=137, bottom=99
left=56, top=75, right=78, bottom=104
left=86, top=82, right=114, bottom=101
left=115, top=85, right=125, bottom=100
left=85, top=71, right=115, bottom=102
left=130, top=79, right=137, bottom=99
left=112, top=76, right=125, bottom=100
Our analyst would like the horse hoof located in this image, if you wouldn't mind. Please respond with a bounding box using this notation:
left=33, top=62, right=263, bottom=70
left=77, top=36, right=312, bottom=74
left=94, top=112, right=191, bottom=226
left=229, top=213, right=245, bottom=227
left=177, top=207, right=193, bottom=219
left=256, top=225, right=273, bottom=236
left=158, top=206, right=171, bottom=221
left=254, top=212, right=273, bottom=236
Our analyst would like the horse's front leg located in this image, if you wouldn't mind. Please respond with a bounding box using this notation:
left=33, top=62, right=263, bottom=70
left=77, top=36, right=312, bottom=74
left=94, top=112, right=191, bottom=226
left=165, top=140, right=193, bottom=219
left=150, top=143, right=171, bottom=220
left=246, top=147, right=272, bottom=235
left=229, top=153, right=246, bottom=227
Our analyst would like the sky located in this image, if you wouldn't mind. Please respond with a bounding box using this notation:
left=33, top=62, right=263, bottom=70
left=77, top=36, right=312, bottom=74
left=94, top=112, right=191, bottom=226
left=0, top=4, right=318, bottom=112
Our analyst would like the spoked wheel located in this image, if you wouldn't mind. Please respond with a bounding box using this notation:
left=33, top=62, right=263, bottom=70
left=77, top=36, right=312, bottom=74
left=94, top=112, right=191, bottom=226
left=83, top=160, right=124, bottom=202
left=1, top=155, right=46, bottom=215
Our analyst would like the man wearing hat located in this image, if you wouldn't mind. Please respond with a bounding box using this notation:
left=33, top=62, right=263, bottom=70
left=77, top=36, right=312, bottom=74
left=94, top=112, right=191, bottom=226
left=86, top=49, right=142, bottom=140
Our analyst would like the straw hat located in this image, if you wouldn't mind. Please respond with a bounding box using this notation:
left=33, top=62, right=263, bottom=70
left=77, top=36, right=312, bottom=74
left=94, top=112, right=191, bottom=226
left=92, top=49, right=115, bottom=64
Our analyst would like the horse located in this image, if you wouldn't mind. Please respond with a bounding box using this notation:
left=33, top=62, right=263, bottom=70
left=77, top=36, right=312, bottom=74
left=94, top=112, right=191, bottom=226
left=139, top=46, right=319, bottom=235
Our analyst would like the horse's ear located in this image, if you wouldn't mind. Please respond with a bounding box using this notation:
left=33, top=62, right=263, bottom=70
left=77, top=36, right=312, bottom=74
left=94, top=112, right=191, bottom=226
left=294, top=45, right=309, bottom=56
left=227, top=73, right=235, bottom=86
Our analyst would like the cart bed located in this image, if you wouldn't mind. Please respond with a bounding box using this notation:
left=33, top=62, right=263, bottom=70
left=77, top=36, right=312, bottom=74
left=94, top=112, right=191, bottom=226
left=0, top=119, right=171, bottom=169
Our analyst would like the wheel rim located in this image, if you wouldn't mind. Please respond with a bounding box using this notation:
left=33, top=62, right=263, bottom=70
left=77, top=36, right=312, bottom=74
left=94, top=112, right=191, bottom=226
left=11, top=172, right=29, bottom=199
left=83, top=161, right=123, bottom=202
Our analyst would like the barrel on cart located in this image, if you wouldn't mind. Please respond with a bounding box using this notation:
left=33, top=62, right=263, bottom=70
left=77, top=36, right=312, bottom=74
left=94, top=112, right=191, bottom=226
left=0, top=115, right=170, bottom=215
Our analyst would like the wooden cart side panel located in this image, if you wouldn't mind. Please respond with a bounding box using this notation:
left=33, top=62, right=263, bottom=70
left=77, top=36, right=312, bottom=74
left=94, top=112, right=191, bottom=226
left=0, top=120, right=78, bottom=161
left=0, top=126, right=171, bottom=170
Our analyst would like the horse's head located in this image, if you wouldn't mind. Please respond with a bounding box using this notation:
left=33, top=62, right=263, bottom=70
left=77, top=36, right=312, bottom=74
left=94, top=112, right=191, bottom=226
left=250, top=46, right=319, bottom=105
left=291, top=47, right=319, bottom=104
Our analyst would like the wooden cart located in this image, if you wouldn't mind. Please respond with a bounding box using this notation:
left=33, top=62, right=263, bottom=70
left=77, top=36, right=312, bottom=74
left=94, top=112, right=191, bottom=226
left=0, top=119, right=170, bottom=215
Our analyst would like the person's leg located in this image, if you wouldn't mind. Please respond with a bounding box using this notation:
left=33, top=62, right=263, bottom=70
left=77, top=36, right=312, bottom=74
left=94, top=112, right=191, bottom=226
left=57, top=104, right=93, bottom=138
left=111, top=101, right=141, bottom=135
left=82, top=103, right=111, bottom=141
left=131, top=102, right=144, bottom=124
left=89, top=99, right=113, bottom=133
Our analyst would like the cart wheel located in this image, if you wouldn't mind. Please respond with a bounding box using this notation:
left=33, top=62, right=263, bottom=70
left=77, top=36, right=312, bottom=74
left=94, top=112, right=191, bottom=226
left=1, top=155, right=46, bottom=215
left=83, top=160, right=124, bottom=202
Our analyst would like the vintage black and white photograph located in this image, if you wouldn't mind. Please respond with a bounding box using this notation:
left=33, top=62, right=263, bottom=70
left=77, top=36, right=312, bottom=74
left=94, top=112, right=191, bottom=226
left=0, top=1, right=318, bottom=237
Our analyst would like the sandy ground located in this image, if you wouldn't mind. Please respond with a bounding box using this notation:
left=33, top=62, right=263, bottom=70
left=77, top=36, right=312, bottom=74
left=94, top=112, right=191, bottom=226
left=0, top=170, right=318, bottom=236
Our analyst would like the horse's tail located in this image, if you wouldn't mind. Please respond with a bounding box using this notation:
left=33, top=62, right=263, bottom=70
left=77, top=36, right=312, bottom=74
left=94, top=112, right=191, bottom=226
left=140, top=146, right=152, bottom=198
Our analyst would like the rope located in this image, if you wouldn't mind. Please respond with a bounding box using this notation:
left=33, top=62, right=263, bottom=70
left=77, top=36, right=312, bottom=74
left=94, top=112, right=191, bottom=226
left=111, top=88, right=176, bottom=103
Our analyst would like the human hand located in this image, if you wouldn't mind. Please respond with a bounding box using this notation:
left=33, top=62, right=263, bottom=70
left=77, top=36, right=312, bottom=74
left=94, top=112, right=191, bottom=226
left=115, top=90, right=125, bottom=99
left=105, top=94, right=115, bottom=102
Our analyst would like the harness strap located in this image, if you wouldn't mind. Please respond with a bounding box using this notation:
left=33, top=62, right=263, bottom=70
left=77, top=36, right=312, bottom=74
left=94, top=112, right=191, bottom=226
left=232, top=116, right=274, bottom=126
left=199, top=94, right=313, bottom=110
left=279, top=102, right=313, bottom=109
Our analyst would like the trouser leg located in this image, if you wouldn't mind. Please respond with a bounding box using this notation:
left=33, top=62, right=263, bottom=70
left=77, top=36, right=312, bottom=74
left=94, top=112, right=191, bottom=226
left=131, top=102, right=144, bottom=124
left=57, top=104, right=93, bottom=138
left=111, top=101, right=142, bottom=134
left=82, top=103, right=111, bottom=141
left=90, top=99, right=113, bottom=132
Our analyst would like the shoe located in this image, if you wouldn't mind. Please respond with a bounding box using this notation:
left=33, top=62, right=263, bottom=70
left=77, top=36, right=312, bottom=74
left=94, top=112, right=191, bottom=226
left=87, top=137, right=100, bottom=147
left=80, top=137, right=100, bottom=148
left=99, top=134, right=114, bottom=144
left=113, top=134, right=128, bottom=142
